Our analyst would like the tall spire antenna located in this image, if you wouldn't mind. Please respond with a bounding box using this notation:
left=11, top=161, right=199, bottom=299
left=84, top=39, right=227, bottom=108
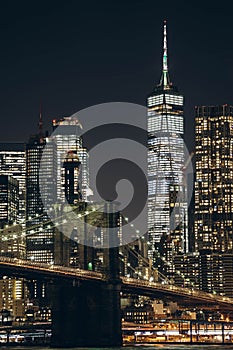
left=39, top=102, right=43, bottom=139
left=160, top=19, right=170, bottom=88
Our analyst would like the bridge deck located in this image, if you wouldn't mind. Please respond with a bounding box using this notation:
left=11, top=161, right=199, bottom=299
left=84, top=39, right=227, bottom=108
left=0, top=256, right=232, bottom=310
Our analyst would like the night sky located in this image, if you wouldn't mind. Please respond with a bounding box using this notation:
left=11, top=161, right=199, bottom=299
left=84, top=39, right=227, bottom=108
left=0, top=1, right=232, bottom=151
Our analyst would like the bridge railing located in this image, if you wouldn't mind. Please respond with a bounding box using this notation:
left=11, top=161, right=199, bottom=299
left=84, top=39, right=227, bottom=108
left=1, top=256, right=233, bottom=306
left=121, top=276, right=233, bottom=305
left=0, top=256, right=103, bottom=280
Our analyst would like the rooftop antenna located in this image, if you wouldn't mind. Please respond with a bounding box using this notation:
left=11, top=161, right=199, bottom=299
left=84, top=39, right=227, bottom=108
left=39, top=102, right=43, bottom=140
left=160, top=20, right=170, bottom=88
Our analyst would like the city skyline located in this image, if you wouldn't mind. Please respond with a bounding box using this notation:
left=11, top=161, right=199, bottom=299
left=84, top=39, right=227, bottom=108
left=1, top=8, right=233, bottom=345
left=0, top=20, right=228, bottom=285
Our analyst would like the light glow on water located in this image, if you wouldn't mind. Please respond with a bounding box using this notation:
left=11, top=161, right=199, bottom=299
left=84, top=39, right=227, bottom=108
left=5, top=346, right=233, bottom=350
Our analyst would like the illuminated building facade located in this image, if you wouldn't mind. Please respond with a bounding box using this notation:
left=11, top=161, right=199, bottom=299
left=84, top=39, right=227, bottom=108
left=0, top=277, right=28, bottom=318
left=0, top=175, right=19, bottom=227
left=0, top=146, right=28, bottom=318
left=51, top=124, right=90, bottom=267
left=173, top=253, right=199, bottom=288
left=52, top=116, right=89, bottom=203
left=147, top=21, right=187, bottom=272
left=26, top=134, right=57, bottom=263
left=195, top=105, right=233, bottom=253
left=63, top=150, right=82, bottom=204
left=0, top=176, right=26, bottom=319
left=195, top=105, right=233, bottom=296
left=0, top=225, right=25, bottom=258
left=59, top=150, right=84, bottom=267
left=123, top=304, right=155, bottom=324
left=0, top=143, right=26, bottom=224
left=0, top=176, right=24, bottom=258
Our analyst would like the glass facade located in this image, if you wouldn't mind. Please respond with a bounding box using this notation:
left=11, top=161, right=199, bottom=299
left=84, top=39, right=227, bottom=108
left=195, top=105, right=233, bottom=297
left=147, top=22, right=187, bottom=276
left=195, top=105, right=233, bottom=253
left=0, top=144, right=26, bottom=224
left=0, top=146, right=27, bottom=315
left=63, top=151, right=82, bottom=204
left=0, top=175, right=19, bottom=226
left=52, top=116, right=89, bottom=203
left=26, top=135, right=57, bottom=263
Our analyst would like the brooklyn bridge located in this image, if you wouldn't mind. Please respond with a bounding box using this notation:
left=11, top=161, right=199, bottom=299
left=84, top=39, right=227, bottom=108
left=0, top=254, right=232, bottom=347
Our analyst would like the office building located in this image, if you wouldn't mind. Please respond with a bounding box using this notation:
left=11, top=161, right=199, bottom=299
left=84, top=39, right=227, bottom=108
left=0, top=144, right=26, bottom=257
left=0, top=175, right=19, bottom=227
left=147, top=21, right=187, bottom=274
left=0, top=143, right=26, bottom=225
left=63, top=150, right=82, bottom=204
left=0, top=175, right=25, bottom=258
left=52, top=116, right=89, bottom=203
left=0, top=174, right=27, bottom=319
left=26, top=134, right=57, bottom=263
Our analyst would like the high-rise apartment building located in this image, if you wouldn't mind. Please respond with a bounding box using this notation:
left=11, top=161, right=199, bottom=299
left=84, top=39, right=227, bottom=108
left=147, top=21, right=187, bottom=273
left=195, top=105, right=233, bottom=296
left=195, top=105, right=233, bottom=253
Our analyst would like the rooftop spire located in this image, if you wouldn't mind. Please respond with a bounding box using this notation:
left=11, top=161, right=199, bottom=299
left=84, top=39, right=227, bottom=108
left=38, top=103, right=43, bottom=140
left=160, top=20, right=170, bottom=88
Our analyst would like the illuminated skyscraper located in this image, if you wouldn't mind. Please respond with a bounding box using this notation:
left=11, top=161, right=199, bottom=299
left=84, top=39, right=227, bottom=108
left=195, top=105, right=233, bottom=296
left=63, top=150, right=83, bottom=204
left=195, top=105, right=233, bottom=253
left=0, top=143, right=26, bottom=224
left=147, top=21, right=187, bottom=273
left=0, top=174, right=27, bottom=319
left=0, top=175, right=19, bottom=227
left=52, top=116, right=89, bottom=203
left=26, top=134, right=57, bottom=263
left=61, top=150, right=84, bottom=267
left=50, top=116, right=91, bottom=269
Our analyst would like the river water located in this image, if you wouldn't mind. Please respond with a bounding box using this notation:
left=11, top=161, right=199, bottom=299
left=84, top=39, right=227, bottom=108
left=5, top=346, right=233, bottom=350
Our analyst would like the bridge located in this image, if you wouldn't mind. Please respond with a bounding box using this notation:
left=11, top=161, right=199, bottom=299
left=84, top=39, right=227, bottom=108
left=0, top=255, right=233, bottom=347
left=1, top=204, right=232, bottom=347
left=0, top=256, right=232, bottom=311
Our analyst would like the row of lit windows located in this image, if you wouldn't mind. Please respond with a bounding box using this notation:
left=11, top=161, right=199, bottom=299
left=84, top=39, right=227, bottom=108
left=148, top=94, right=183, bottom=107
